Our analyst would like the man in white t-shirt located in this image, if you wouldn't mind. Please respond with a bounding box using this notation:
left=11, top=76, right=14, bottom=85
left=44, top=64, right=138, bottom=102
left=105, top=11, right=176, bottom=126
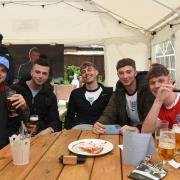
left=94, top=58, right=154, bottom=134
left=64, top=61, right=113, bottom=129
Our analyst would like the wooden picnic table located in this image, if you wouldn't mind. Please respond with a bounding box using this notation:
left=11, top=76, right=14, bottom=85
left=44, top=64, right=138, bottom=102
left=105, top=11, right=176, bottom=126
left=0, top=130, right=179, bottom=180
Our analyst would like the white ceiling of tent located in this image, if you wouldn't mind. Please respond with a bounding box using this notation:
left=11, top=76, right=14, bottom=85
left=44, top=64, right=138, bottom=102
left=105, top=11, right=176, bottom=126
left=94, top=0, right=180, bottom=31
left=0, top=0, right=179, bottom=44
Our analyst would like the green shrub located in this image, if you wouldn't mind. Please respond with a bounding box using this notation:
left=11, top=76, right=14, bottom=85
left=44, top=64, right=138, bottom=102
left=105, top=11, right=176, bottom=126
left=64, top=65, right=80, bottom=84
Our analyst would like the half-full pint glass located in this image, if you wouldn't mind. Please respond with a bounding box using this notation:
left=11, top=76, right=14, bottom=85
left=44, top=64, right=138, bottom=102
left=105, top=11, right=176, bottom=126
left=158, top=129, right=175, bottom=162
left=155, top=120, right=169, bottom=148
left=27, top=115, right=39, bottom=136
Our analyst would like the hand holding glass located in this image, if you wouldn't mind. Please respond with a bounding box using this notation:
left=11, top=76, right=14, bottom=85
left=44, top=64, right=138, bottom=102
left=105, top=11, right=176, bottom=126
left=6, top=89, right=19, bottom=117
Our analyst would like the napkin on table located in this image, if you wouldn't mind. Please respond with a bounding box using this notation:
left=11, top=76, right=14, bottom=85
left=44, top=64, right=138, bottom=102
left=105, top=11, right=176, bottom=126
left=122, top=132, right=156, bottom=166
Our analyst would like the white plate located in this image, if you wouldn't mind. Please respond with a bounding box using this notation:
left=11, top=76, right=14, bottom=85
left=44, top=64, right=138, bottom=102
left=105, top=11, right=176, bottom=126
left=68, top=139, right=114, bottom=156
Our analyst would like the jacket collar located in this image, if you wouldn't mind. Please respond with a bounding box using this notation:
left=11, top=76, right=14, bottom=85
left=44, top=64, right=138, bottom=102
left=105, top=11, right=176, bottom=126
left=82, top=83, right=105, bottom=91
left=18, top=79, right=52, bottom=95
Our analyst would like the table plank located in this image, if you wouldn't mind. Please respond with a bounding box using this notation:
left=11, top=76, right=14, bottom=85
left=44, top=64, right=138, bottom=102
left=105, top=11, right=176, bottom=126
left=90, top=134, right=122, bottom=180
left=0, top=132, right=61, bottom=180
left=25, top=130, right=81, bottom=180
left=58, top=130, right=99, bottom=180
left=0, top=145, right=13, bottom=171
left=163, top=164, right=180, bottom=180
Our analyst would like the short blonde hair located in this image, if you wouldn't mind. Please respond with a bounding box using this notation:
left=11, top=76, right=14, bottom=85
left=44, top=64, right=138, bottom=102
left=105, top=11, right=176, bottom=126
left=80, top=61, right=97, bottom=72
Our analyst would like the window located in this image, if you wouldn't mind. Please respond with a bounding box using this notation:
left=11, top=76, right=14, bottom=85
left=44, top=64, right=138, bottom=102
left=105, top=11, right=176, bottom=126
left=154, top=40, right=176, bottom=81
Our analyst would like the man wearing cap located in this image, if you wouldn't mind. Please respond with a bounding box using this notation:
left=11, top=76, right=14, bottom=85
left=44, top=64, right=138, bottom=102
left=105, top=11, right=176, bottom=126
left=0, top=56, right=29, bottom=149
left=0, top=33, right=14, bottom=85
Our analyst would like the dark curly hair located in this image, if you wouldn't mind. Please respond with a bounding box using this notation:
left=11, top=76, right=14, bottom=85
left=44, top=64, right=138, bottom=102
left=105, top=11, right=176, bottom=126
left=147, top=66, right=169, bottom=81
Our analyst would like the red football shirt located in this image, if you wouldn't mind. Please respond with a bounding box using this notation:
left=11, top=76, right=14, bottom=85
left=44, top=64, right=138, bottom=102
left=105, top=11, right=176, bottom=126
left=158, top=93, right=180, bottom=128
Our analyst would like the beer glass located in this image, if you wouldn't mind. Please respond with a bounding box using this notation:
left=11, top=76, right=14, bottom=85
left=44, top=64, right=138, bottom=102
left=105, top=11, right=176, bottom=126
left=158, top=129, right=175, bottom=163
left=155, top=120, right=169, bottom=148
left=26, top=115, right=39, bottom=136
left=173, top=124, right=180, bottom=162
left=6, top=89, right=19, bottom=117
left=173, top=124, right=180, bottom=153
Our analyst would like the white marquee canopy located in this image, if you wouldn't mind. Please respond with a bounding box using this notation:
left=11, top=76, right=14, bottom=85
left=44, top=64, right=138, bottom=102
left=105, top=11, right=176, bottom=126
left=1, top=0, right=180, bottom=86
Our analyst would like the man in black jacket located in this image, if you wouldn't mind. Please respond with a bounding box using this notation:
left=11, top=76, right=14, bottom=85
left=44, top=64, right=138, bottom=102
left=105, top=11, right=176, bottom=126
left=64, top=61, right=112, bottom=129
left=11, top=59, right=61, bottom=136
left=0, top=56, right=29, bottom=149
left=94, top=58, right=154, bottom=134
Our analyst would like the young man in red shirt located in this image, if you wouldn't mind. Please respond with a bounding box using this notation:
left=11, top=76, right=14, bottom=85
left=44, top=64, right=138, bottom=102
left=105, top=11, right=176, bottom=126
left=142, top=65, right=179, bottom=133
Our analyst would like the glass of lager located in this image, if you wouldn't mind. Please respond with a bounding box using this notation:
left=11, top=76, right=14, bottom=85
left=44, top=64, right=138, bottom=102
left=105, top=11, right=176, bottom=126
left=26, top=115, right=39, bottom=136
left=155, top=120, right=169, bottom=148
left=173, top=123, right=180, bottom=162
left=6, top=89, right=19, bottom=117
left=173, top=124, right=180, bottom=153
left=158, top=129, right=175, bottom=163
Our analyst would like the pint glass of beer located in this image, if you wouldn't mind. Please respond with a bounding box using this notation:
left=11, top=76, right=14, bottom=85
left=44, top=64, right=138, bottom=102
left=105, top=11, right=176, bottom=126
left=155, top=120, right=169, bottom=148
left=173, top=124, right=180, bottom=155
left=158, top=129, right=175, bottom=163
left=6, top=89, right=19, bottom=117
left=26, top=115, right=39, bottom=136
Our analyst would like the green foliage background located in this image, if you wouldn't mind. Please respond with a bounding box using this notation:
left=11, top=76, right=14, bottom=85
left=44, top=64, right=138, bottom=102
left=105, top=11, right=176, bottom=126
left=64, top=65, right=80, bottom=84
left=64, top=65, right=105, bottom=85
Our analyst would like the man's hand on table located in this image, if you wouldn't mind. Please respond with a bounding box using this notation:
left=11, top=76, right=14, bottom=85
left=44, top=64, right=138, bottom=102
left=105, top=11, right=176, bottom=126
left=93, top=123, right=139, bottom=134
left=36, top=127, right=54, bottom=136
left=93, top=122, right=106, bottom=134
